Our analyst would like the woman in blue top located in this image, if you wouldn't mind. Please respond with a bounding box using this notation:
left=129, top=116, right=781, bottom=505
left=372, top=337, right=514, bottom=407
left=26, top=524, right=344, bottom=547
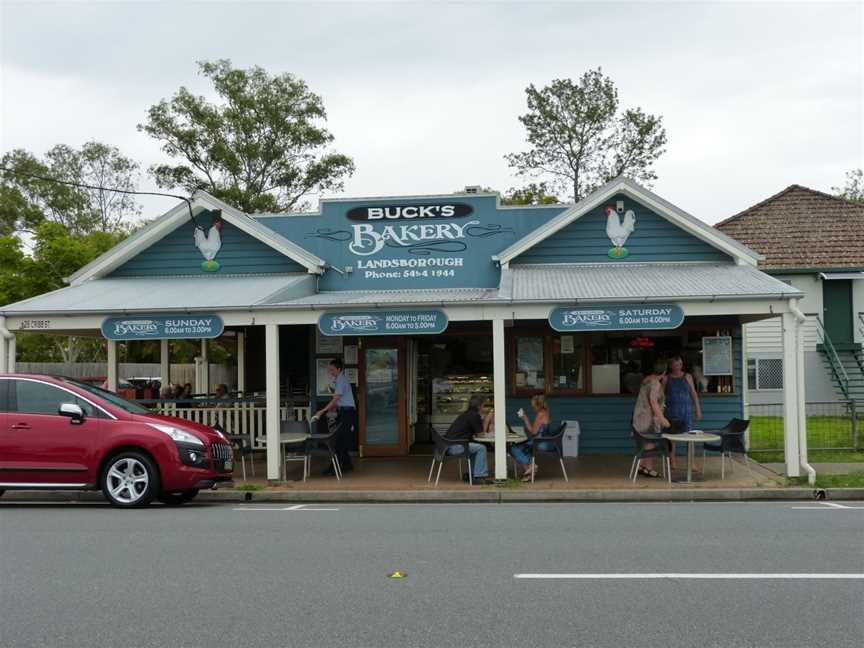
left=510, top=395, right=551, bottom=482
left=664, top=355, right=702, bottom=471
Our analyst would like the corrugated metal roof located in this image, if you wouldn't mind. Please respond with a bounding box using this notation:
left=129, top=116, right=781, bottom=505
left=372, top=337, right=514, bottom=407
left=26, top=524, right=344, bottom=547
left=267, top=287, right=499, bottom=307
left=0, top=274, right=315, bottom=315
left=506, top=263, right=801, bottom=302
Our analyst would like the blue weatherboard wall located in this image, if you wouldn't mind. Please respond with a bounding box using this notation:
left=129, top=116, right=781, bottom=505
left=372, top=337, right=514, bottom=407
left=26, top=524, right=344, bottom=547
left=111, top=192, right=737, bottom=287
left=110, top=213, right=305, bottom=277
left=507, top=336, right=744, bottom=454
left=513, top=193, right=732, bottom=264
left=259, top=196, right=567, bottom=290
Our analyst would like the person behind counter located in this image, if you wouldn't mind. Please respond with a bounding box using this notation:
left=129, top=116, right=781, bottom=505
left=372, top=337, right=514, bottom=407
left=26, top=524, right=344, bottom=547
left=445, top=394, right=490, bottom=484
left=313, top=358, right=355, bottom=475
left=510, top=395, right=551, bottom=482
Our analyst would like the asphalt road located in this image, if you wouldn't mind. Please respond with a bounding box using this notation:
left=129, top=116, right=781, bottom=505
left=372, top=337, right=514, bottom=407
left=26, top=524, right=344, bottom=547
left=1, top=500, right=863, bottom=648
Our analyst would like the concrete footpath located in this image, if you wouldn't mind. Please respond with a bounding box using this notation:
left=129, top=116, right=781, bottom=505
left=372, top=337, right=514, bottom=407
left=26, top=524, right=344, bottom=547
left=3, top=486, right=864, bottom=504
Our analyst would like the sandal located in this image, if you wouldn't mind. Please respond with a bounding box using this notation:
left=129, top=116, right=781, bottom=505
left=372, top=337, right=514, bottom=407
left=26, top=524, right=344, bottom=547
left=521, top=466, right=537, bottom=482
left=638, top=466, right=660, bottom=478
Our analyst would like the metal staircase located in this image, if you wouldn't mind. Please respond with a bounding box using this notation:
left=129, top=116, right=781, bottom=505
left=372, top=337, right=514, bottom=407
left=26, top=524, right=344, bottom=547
left=815, top=315, right=864, bottom=402
left=816, top=314, right=864, bottom=401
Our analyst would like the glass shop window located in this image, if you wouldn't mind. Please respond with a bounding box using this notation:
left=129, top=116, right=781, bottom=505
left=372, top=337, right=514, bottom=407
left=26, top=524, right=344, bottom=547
left=550, top=335, right=585, bottom=392
left=515, top=336, right=544, bottom=391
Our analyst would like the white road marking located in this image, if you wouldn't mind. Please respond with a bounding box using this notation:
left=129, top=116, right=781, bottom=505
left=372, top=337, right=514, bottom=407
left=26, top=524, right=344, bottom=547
left=232, top=504, right=339, bottom=511
left=514, top=573, right=864, bottom=580
left=790, top=501, right=864, bottom=510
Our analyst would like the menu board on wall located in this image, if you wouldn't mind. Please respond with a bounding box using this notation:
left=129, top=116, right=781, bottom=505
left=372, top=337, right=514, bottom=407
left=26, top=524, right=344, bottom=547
left=344, top=345, right=358, bottom=365
left=703, top=336, right=733, bottom=376
left=316, top=329, right=343, bottom=354
left=316, top=358, right=335, bottom=396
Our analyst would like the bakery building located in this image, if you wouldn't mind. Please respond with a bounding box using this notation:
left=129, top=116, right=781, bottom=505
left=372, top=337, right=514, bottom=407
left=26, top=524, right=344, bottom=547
left=0, top=177, right=812, bottom=481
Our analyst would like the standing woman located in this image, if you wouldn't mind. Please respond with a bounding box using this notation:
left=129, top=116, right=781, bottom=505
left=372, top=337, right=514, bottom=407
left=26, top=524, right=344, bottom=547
left=510, top=395, right=551, bottom=481
left=665, top=355, right=702, bottom=468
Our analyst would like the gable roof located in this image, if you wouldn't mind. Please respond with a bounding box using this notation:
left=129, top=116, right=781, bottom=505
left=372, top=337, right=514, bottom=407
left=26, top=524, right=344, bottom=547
left=66, top=191, right=326, bottom=286
left=715, top=185, right=864, bottom=270
left=492, top=177, right=761, bottom=267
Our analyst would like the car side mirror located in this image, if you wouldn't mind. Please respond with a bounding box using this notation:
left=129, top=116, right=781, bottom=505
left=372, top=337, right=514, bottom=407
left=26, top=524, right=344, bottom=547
left=59, top=402, right=85, bottom=424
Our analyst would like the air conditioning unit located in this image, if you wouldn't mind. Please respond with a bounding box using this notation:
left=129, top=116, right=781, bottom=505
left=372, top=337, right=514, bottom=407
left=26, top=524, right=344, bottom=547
left=463, top=185, right=482, bottom=194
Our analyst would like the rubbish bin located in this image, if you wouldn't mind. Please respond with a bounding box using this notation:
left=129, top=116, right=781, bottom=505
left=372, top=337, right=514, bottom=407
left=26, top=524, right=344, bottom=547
left=562, top=420, right=581, bottom=457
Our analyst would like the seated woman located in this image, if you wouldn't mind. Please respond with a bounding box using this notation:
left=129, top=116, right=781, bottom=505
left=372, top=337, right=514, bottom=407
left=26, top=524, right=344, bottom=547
left=510, top=395, right=551, bottom=481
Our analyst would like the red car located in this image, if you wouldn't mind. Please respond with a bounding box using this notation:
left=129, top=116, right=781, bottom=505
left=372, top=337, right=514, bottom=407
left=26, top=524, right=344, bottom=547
left=0, top=374, right=233, bottom=507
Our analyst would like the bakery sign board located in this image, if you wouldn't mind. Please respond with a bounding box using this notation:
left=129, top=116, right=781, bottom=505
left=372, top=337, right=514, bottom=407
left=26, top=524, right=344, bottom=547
left=549, top=304, right=684, bottom=332
left=101, top=315, right=224, bottom=340
left=318, top=310, right=448, bottom=336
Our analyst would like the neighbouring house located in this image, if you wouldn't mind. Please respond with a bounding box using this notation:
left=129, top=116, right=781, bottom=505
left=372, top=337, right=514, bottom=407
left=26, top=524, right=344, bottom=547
left=716, top=185, right=864, bottom=406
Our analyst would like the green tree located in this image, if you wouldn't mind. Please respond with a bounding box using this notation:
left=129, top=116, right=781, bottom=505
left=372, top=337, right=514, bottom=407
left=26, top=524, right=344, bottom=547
left=502, top=182, right=561, bottom=205
left=139, top=59, right=355, bottom=213
left=505, top=69, right=667, bottom=201
left=0, top=142, right=141, bottom=236
left=832, top=169, right=864, bottom=204
left=1, top=223, right=124, bottom=362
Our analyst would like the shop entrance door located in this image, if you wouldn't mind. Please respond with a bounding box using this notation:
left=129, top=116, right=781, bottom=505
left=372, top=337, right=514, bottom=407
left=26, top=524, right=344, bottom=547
left=359, top=338, right=408, bottom=456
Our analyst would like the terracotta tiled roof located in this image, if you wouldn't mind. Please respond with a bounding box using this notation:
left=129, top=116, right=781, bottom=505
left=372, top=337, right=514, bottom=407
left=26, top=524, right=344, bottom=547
left=716, top=185, right=864, bottom=270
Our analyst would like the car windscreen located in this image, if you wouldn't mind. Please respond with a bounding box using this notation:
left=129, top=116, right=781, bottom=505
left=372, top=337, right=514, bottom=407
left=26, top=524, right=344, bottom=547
left=60, top=377, right=152, bottom=414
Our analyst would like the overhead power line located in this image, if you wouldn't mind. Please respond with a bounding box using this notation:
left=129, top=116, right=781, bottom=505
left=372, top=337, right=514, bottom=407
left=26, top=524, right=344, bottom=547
left=0, top=166, right=204, bottom=230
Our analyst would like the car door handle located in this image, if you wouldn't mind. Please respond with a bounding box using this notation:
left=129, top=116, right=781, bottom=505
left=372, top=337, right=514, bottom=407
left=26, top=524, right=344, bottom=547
left=11, top=423, right=32, bottom=430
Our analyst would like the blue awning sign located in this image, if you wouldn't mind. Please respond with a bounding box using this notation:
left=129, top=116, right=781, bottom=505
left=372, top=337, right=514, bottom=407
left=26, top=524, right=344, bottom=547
left=318, top=310, right=448, bottom=336
left=549, top=304, right=684, bottom=332
left=101, top=315, right=224, bottom=340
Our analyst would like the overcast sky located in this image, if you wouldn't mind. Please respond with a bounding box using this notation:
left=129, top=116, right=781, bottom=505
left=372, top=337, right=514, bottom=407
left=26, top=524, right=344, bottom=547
left=1, top=0, right=862, bottom=224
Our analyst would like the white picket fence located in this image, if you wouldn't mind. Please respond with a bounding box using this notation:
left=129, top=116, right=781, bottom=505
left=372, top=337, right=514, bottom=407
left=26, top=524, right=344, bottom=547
left=154, top=402, right=312, bottom=449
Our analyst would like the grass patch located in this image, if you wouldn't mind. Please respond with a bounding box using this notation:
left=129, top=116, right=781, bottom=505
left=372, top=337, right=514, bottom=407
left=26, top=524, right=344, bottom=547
left=749, top=416, right=854, bottom=451
left=788, top=472, right=864, bottom=488
left=497, top=479, right=524, bottom=489
left=750, top=449, right=864, bottom=464
left=235, top=483, right=265, bottom=491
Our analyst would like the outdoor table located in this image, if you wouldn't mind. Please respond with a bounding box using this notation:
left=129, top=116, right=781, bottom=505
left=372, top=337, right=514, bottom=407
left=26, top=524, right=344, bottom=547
left=280, top=432, right=311, bottom=481
left=661, top=431, right=721, bottom=483
left=473, top=430, right=528, bottom=479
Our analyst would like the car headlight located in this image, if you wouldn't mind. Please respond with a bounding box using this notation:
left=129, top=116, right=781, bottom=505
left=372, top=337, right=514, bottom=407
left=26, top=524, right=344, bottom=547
left=149, top=424, right=204, bottom=447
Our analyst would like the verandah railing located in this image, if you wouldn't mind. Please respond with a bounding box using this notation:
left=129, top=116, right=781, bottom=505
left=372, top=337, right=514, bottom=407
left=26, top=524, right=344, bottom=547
left=144, top=400, right=312, bottom=449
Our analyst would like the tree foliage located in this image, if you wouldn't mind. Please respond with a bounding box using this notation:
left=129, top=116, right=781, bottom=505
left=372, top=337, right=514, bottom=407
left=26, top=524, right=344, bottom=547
left=0, top=223, right=122, bottom=308
left=505, top=69, right=667, bottom=201
left=0, top=142, right=141, bottom=236
left=502, top=182, right=561, bottom=206
left=139, top=59, right=355, bottom=213
left=832, top=169, right=864, bottom=204
left=1, top=223, right=124, bottom=362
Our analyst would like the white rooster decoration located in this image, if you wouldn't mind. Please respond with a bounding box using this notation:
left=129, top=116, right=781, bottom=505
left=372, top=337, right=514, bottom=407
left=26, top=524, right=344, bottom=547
left=604, top=205, right=636, bottom=259
left=193, top=213, right=223, bottom=272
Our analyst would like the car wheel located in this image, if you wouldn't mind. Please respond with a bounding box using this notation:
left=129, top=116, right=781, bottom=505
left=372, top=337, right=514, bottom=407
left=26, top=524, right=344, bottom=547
left=158, top=489, right=199, bottom=506
left=102, top=452, right=159, bottom=507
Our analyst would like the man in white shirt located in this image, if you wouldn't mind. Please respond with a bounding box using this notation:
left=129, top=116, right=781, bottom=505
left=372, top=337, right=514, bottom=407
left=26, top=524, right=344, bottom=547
left=314, top=358, right=356, bottom=474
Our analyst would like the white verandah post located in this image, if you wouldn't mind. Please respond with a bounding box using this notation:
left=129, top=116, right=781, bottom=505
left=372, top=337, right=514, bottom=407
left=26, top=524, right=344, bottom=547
left=200, top=338, right=209, bottom=394
left=781, top=312, right=801, bottom=477
left=236, top=331, right=246, bottom=394
left=160, top=339, right=170, bottom=389
left=493, top=318, right=508, bottom=481
left=107, top=339, right=118, bottom=392
left=265, top=323, right=281, bottom=481
left=6, top=333, right=15, bottom=373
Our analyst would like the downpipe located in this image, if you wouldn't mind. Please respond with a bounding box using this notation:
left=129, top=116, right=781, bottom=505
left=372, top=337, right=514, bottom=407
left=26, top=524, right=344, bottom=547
left=789, top=301, right=816, bottom=486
